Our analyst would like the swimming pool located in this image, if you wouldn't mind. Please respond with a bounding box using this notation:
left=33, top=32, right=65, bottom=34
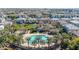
left=27, top=35, right=48, bottom=44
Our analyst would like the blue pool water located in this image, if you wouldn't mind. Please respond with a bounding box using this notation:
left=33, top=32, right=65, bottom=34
left=28, top=35, right=48, bottom=44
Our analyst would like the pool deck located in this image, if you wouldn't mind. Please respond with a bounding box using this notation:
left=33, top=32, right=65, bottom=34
left=21, top=43, right=49, bottom=48
left=23, top=33, right=53, bottom=40
left=22, top=33, right=53, bottom=48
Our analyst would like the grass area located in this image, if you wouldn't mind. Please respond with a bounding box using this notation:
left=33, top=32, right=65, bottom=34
left=10, top=24, right=37, bottom=30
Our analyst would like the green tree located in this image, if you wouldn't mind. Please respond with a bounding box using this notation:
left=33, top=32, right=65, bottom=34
left=68, top=38, right=79, bottom=50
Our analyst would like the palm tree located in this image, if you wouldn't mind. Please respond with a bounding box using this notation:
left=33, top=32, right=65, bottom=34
left=27, top=38, right=30, bottom=48
left=37, top=37, right=40, bottom=48
left=48, top=38, right=51, bottom=48
left=32, top=40, right=37, bottom=48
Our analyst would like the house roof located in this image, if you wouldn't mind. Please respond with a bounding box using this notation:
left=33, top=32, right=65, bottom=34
left=70, top=20, right=79, bottom=24
left=63, top=23, right=79, bottom=30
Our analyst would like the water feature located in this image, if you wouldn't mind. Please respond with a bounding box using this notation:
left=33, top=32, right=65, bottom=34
left=27, top=35, right=48, bottom=44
